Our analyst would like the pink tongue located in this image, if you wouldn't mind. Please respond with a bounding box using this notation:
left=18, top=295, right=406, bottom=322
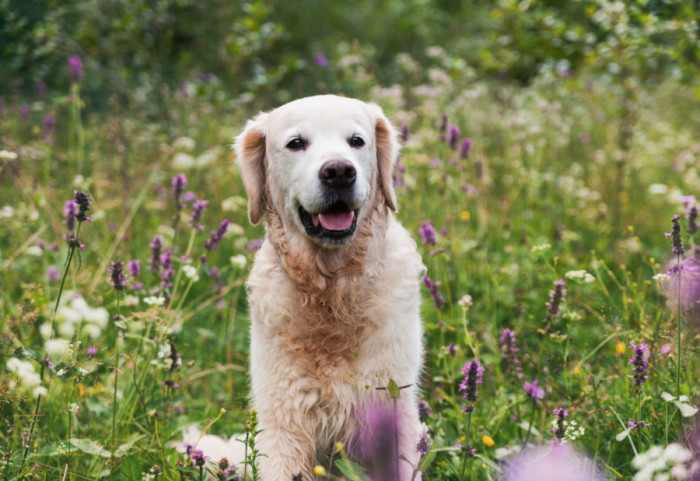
left=318, top=211, right=354, bottom=231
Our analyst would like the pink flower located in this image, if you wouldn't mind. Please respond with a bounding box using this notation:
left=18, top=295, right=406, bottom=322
left=503, top=444, right=604, bottom=481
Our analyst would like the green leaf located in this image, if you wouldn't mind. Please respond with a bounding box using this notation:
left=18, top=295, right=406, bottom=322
left=114, top=434, right=146, bottom=457
left=418, top=450, right=437, bottom=471
left=334, top=459, right=371, bottom=481
left=67, top=438, right=112, bottom=458
left=387, top=379, right=400, bottom=399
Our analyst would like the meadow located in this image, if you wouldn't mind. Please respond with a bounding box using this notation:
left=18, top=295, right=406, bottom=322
left=1, top=6, right=700, bottom=480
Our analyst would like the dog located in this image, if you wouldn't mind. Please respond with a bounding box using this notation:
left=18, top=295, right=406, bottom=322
left=192, top=95, right=425, bottom=480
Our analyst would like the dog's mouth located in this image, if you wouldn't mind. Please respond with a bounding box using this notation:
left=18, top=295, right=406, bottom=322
left=298, top=203, right=359, bottom=242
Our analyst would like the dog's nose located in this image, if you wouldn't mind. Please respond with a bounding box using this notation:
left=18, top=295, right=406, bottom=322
left=319, top=161, right=356, bottom=188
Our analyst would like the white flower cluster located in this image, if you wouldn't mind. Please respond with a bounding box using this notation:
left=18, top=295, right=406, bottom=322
left=632, top=444, right=696, bottom=481
left=151, top=343, right=180, bottom=371
left=550, top=418, right=586, bottom=443
left=42, top=294, right=109, bottom=340
left=181, top=264, right=199, bottom=282
left=531, top=243, right=551, bottom=253
left=143, top=296, right=165, bottom=306
left=6, top=358, right=46, bottom=398
left=565, top=270, right=595, bottom=283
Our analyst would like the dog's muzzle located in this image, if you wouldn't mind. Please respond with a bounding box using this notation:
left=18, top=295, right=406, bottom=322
left=298, top=203, right=358, bottom=242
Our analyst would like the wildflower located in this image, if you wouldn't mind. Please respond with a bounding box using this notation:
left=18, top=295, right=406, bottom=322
left=552, top=408, right=568, bottom=442
left=172, top=174, right=188, bottom=211
left=181, top=264, right=199, bottom=282
left=144, top=296, right=165, bottom=306
left=73, top=190, right=91, bottom=222
left=668, top=214, right=685, bottom=256
left=108, top=260, right=127, bottom=291
left=524, top=379, right=544, bottom=402
left=503, top=444, right=604, bottom=481
left=47, top=265, right=61, bottom=282
left=564, top=270, right=595, bottom=283
left=346, top=402, right=398, bottom=480
left=499, top=329, right=523, bottom=378
left=446, top=342, right=457, bottom=357
left=544, top=279, right=566, bottom=324
left=447, top=125, right=460, bottom=150
left=418, top=221, right=437, bottom=246
left=615, top=342, right=626, bottom=355
left=68, top=56, right=83, bottom=84
left=531, top=243, right=551, bottom=252
left=459, top=360, right=484, bottom=409
left=418, top=400, right=432, bottom=422
left=438, top=113, right=448, bottom=133
left=663, top=252, right=700, bottom=322
left=191, top=449, right=207, bottom=467
left=87, top=346, right=97, bottom=358
left=313, top=52, right=328, bottom=67
left=661, top=392, right=699, bottom=418
left=460, top=137, right=473, bottom=159
left=43, top=113, right=55, bottom=144
left=0, top=150, right=18, bottom=160
left=248, top=238, right=263, bottom=251
left=632, top=443, right=693, bottom=481
left=160, top=250, right=174, bottom=290
left=168, top=342, right=181, bottom=372
left=63, top=200, right=78, bottom=233
left=628, top=342, right=649, bottom=394
left=417, top=433, right=430, bottom=456
left=482, top=434, right=495, bottom=447
left=660, top=344, right=673, bottom=356
left=423, top=275, right=446, bottom=309
left=688, top=203, right=698, bottom=235
left=149, top=236, right=163, bottom=272
left=458, top=294, right=473, bottom=308
left=189, top=200, right=209, bottom=230
left=312, top=466, right=326, bottom=476
left=203, top=220, right=230, bottom=254
left=400, top=125, right=409, bottom=142
left=45, top=339, right=70, bottom=358
left=455, top=443, right=477, bottom=456
left=6, top=357, right=45, bottom=398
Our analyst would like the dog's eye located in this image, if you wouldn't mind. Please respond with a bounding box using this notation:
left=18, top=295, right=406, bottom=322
left=348, top=136, right=365, bottom=148
left=286, top=138, right=307, bottom=151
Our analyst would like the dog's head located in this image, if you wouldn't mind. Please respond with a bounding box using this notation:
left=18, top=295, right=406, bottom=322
left=235, top=95, right=399, bottom=247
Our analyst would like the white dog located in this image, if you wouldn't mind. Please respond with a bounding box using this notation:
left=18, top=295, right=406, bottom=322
left=192, top=95, right=425, bottom=480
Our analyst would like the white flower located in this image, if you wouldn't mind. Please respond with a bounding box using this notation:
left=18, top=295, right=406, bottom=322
left=84, top=324, right=102, bottom=339
left=230, top=254, right=247, bottom=269
left=57, top=306, right=82, bottom=326
left=531, top=243, right=551, bottom=252
left=68, top=403, right=79, bottom=413
left=565, top=270, right=595, bottom=283
left=123, top=295, right=140, bottom=307
left=181, top=264, right=199, bottom=281
left=7, top=358, right=44, bottom=397
left=32, top=386, right=48, bottom=398
left=653, top=273, right=671, bottom=283
left=0, top=205, right=14, bottom=218
left=173, top=136, right=196, bottom=151
left=144, top=296, right=165, bottom=306
left=25, top=245, right=43, bottom=257
left=648, top=183, right=669, bottom=195
left=632, top=444, right=693, bottom=481
left=457, top=294, right=473, bottom=308
left=45, top=339, right=71, bottom=358
left=0, top=150, right=18, bottom=160
left=173, top=152, right=195, bottom=169
left=221, top=196, right=247, bottom=212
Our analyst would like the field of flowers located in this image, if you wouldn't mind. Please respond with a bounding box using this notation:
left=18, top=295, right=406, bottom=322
left=1, top=47, right=700, bottom=480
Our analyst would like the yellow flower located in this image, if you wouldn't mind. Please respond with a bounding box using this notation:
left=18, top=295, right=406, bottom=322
left=482, top=434, right=495, bottom=447
left=460, top=210, right=471, bottom=221
left=313, top=466, right=327, bottom=476
left=615, top=342, right=626, bottom=355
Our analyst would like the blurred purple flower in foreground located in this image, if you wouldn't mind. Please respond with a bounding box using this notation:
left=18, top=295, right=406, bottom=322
left=347, top=401, right=398, bottom=481
left=524, top=379, right=544, bottom=402
left=313, top=52, right=328, bottom=67
left=503, top=444, right=604, bottom=481
left=663, top=249, right=700, bottom=324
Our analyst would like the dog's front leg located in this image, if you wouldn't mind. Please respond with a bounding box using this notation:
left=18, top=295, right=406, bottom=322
left=255, top=418, right=316, bottom=481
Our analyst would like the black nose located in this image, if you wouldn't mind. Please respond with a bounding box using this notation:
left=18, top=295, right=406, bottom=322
left=319, top=161, right=357, bottom=188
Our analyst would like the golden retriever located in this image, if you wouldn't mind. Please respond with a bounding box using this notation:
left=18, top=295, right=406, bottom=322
left=191, top=95, right=425, bottom=480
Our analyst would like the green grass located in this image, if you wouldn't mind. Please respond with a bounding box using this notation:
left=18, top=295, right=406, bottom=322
left=0, top=67, right=698, bottom=481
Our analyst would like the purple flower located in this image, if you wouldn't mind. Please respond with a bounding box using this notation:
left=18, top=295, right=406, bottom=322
left=73, top=190, right=91, bottom=223
left=460, top=137, right=473, bottom=159
left=418, top=221, right=437, bottom=246
left=503, top=444, right=604, bottom=481
left=191, top=449, right=209, bottom=467
left=347, top=401, right=399, bottom=481
left=43, top=113, right=55, bottom=144
left=552, top=407, right=568, bottom=441
left=20, top=103, right=30, bottom=119
left=247, top=238, right=263, bottom=251
left=447, top=125, right=460, bottom=150
left=544, top=279, right=566, bottom=324
left=628, top=342, right=649, bottom=394
left=418, top=400, right=432, bottom=422
left=313, top=52, right=328, bottom=67
left=189, top=200, right=209, bottom=230
left=499, top=329, right=523, bottom=378
left=127, top=260, right=140, bottom=277
left=47, top=265, right=61, bottom=282
left=627, top=420, right=651, bottom=430
left=416, top=433, right=430, bottom=456
left=686, top=201, right=698, bottom=235
left=524, top=379, right=544, bottom=402
left=172, top=174, right=187, bottom=211
left=459, top=359, right=484, bottom=408
left=423, top=275, right=446, bottom=309
left=87, top=346, right=97, bottom=358
left=670, top=214, right=685, bottom=256
left=438, top=113, right=448, bottom=133
left=160, top=250, right=174, bottom=290
left=63, top=200, right=77, bottom=233
left=447, top=342, right=457, bottom=358
left=400, top=125, right=409, bottom=142
left=664, top=251, right=700, bottom=323
left=149, top=236, right=162, bottom=272
left=68, top=56, right=83, bottom=84
left=108, top=260, right=127, bottom=291
left=203, top=220, right=230, bottom=253
left=455, top=443, right=477, bottom=456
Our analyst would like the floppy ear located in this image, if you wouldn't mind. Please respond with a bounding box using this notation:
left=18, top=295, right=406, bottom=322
left=367, top=103, right=400, bottom=212
left=234, top=113, right=269, bottom=225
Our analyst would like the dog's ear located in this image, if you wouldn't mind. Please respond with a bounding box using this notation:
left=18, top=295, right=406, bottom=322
left=234, top=113, right=269, bottom=225
left=367, top=103, right=400, bottom=212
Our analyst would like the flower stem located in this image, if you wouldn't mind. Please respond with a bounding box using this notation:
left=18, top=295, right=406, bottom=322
left=112, top=292, right=122, bottom=467
left=676, top=253, right=682, bottom=433
left=459, top=411, right=473, bottom=478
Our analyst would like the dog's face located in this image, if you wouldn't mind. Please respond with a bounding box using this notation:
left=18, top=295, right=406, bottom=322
left=235, top=95, right=399, bottom=247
